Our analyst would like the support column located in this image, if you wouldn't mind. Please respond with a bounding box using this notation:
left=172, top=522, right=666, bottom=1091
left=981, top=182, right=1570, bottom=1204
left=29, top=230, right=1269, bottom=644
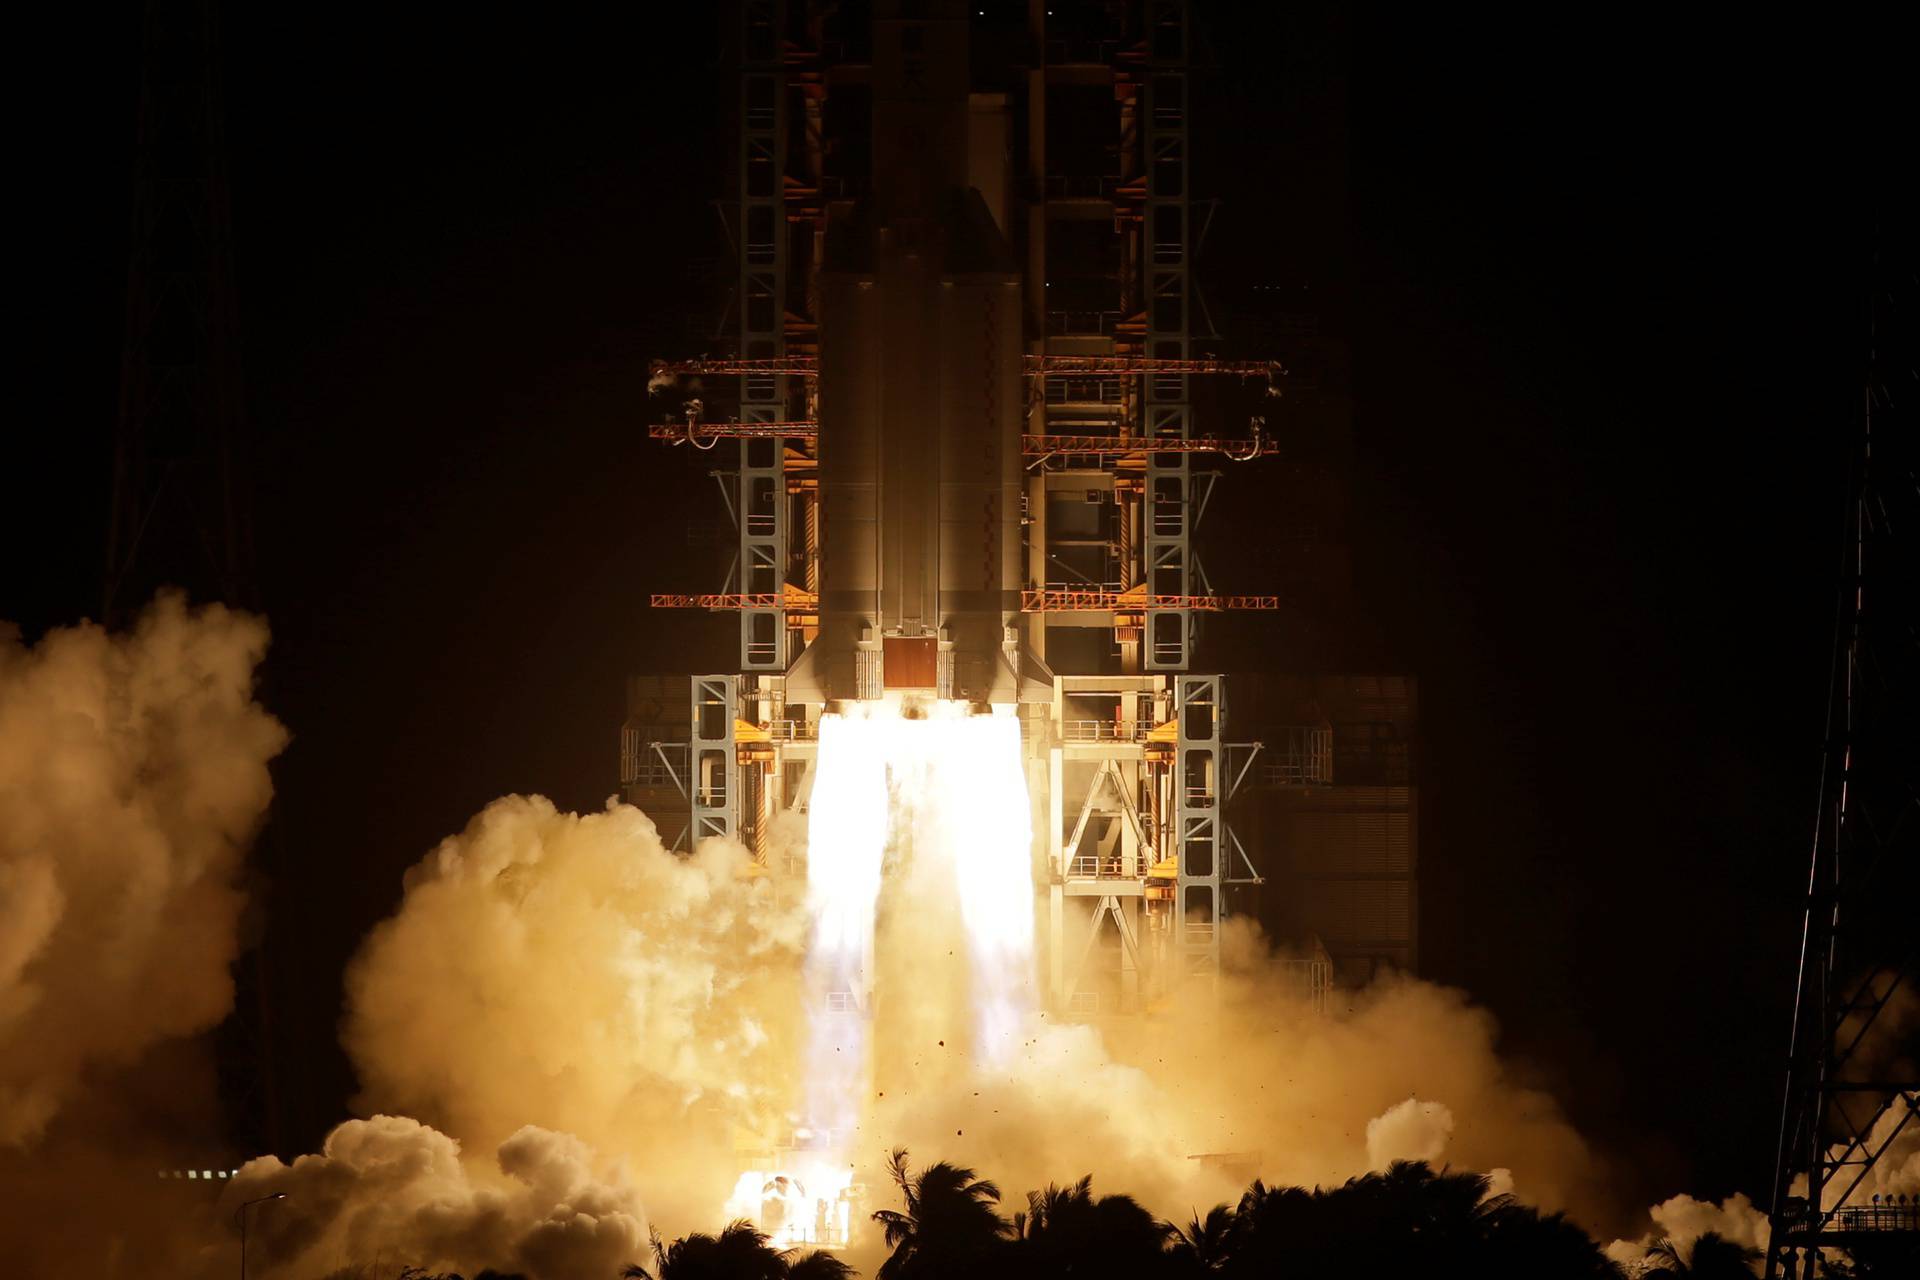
left=739, top=0, right=789, bottom=670
left=1142, top=0, right=1192, bottom=671
left=692, top=675, right=741, bottom=843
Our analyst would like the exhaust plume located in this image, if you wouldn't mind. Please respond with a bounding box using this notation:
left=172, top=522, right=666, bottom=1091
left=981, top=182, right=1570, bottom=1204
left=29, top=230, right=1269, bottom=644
left=226, top=1115, right=649, bottom=1280
left=0, top=593, right=285, bottom=1146
left=343, top=793, right=810, bottom=1233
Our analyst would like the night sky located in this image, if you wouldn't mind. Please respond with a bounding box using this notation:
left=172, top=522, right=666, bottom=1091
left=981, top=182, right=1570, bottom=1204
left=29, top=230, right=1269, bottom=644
left=11, top=1, right=1909, bottom=1222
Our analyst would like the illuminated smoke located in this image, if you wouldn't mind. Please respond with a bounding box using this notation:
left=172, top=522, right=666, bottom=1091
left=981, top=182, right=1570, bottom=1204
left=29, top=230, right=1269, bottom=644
left=0, top=601, right=1689, bottom=1270
left=1366, top=1097, right=1456, bottom=1169
left=0, top=594, right=285, bottom=1146
left=226, top=1116, right=649, bottom=1280
left=1603, top=1192, right=1770, bottom=1270
left=342, top=794, right=810, bottom=1236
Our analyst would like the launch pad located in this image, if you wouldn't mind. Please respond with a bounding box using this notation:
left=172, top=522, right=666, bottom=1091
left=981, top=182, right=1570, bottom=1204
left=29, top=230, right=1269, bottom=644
left=634, top=0, right=1341, bottom=1002
left=628, top=5, right=1418, bottom=1237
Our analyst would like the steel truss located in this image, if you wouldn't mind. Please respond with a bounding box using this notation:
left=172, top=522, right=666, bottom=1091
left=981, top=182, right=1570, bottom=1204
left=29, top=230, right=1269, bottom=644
left=651, top=591, right=817, bottom=610
left=652, top=422, right=1272, bottom=460
left=1022, top=589, right=1280, bottom=612
left=650, top=354, right=1282, bottom=379
left=1764, top=248, right=1919, bottom=1280
left=735, top=0, right=790, bottom=671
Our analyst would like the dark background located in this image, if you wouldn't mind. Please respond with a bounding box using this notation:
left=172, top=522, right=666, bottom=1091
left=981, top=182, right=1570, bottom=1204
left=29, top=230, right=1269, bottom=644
left=9, top=0, right=1909, bottom=1225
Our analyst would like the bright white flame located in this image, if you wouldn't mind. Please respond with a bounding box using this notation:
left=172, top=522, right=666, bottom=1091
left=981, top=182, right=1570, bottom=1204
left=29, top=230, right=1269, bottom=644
left=919, top=706, right=1036, bottom=1060
left=797, top=698, right=1037, bottom=1186
left=725, top=1158, right=857, bottom=1250
left=804, top=710, right=891, bottom=1140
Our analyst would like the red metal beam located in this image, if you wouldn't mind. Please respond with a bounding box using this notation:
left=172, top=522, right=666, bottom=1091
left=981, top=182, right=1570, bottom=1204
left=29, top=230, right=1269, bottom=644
left=653, top=589, right=1273, bottom=612
left=1024, top=355, right=1283, bottom=377
left=650, top=592, right=818, bottom=610
left=1022, top=432, right=1271, bottom=457
left=649, top=424, right=1266, bottom=454
left=649, top=421, right=820, bottom=442
left=650, top=355, right=1284, bottom=379
left=1021, top=589, right=1280, bottom=612
left=650, top=358, right=820, bottom=377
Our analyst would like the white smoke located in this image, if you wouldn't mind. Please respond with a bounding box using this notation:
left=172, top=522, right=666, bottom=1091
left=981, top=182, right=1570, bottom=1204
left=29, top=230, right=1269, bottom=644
left=1603, top=1192, right=1769, bottom=1271
left=0, top=593, right=286, bottom=1146
left=1366, top=1097, right=1456, bottom=1169
left=342, top=794, right=810, bottom=1233
left=339, top=784, right=1608, bottom=1268
left=0, top=597, right=1710, bottom=1271
left=226, top=1116, right=648, bottom=1280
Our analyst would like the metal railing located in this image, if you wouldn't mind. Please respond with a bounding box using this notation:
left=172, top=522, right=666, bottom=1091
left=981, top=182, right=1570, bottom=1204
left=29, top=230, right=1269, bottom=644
left=1047, top=309, right=1125, bottom=336
left=620, top=731, right=689, bottom=789
left=1046, top=376, right=1125, bottom=405
left=1256, top=727, right=1335, bottom=788
left=763, top=719, right=816, bottom=741
left=1830, top=1203, right=1920, bottom=1232
left=1280, top=941, right=1334, bottom=1014
left=1067, top=853, right=1137, bottom=878
left=1061, top=719, right=1147, bottom=744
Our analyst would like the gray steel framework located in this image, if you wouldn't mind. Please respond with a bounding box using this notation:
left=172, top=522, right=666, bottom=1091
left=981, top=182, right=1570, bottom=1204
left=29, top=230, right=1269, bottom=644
left=737, top=0, right=789, bottom=671
left=1142, top=0, right=1194, bottom=671
left=691, top=675, right=741, bottom=844
left=1174, top=674, right=1223, bottom=980
left=1764, top=251, right=1919, bottom=1279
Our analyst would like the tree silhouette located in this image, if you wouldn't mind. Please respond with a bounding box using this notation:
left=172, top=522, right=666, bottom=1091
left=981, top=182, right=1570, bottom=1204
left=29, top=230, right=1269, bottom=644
left=627, top=1221, right=788, bottom=1280
left=1214, top=1161, right=1623, bottom=1280
left=1643, top=1230, right=1764, bottom=1279
left=784, top=1249, right=857, bottom=1280
left=1166, top=1204, right=1237, bottom=1277
left=616, top=1156, right=1631, bottom=1280
left=1009, top=1175, right=1170, bottom=1280
left=870, top=1148, right=1010, bottom=1280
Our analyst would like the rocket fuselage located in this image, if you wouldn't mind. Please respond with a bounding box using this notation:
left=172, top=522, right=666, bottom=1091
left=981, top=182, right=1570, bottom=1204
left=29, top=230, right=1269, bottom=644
left=812, top=0, right=1023, bottom=704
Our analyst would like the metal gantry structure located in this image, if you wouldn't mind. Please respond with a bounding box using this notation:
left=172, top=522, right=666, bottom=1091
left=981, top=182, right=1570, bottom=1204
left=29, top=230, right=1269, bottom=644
left=1763, top=247, right=1919, bottom=1280
left=735, top=0, right=792, bottom=674
left=632, top=0, right=1338, bottom=1006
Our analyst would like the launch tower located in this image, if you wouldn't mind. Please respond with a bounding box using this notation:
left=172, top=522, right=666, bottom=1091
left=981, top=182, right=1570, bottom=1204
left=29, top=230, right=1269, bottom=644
left=632, top=0, right=1405, bottom=1016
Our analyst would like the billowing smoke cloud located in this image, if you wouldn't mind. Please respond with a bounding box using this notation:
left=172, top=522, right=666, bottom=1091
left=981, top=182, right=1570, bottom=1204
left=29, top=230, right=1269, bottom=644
left=0, top=600, right=1734, bottom=1272
left=342, top=794, right=810, bottom=1232
left=1604, top=1192, right=1769, bottom=1270
left=1366, top=1098, right=1456, bottom=1168
left=855, top=920, right=1606, bottom=1245
left=226, top=1115, right=648, bottom=1280
left=332, top=788, right=1609, bottom=1270
left=0, top=594, right=286, bottom=1145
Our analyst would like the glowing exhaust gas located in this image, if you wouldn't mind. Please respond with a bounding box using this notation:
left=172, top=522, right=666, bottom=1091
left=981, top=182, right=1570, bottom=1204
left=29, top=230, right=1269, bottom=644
left=777, top=698, right=1035, bottom=1245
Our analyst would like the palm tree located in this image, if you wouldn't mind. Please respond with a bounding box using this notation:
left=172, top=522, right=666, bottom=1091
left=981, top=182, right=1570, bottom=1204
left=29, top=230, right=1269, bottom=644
left=1476, top=1201, right=1625, bottom=1280
left=871, top=1148, right=1009, bottom=1280
left=1644, top=1231, right=1763, bottom=1280
left=1223, top=1162, right=1624, bottom=1280
left=783, top=1249, right=857, bottom=1280
left=627, top=1220, right=789, bottom=1280
left=1008, top=1175, right=1170, bottom=1280
left=1166, top=1204, right=1237, bottom=1277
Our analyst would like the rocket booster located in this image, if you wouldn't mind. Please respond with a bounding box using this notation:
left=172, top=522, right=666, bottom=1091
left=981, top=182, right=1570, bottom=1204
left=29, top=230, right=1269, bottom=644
left=803, top=0, right=1024, bottom=705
